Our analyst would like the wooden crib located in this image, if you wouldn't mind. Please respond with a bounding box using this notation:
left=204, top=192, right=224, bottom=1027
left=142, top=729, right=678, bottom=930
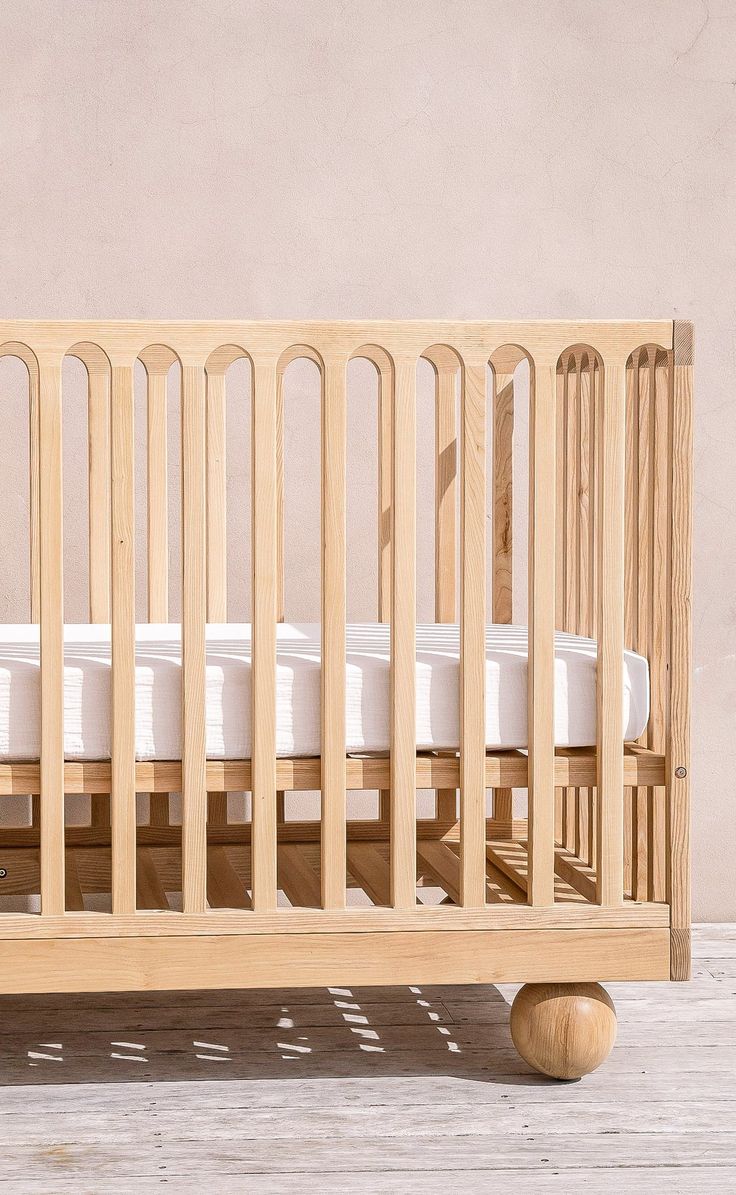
left=0, top=319, right=692, bottom=1080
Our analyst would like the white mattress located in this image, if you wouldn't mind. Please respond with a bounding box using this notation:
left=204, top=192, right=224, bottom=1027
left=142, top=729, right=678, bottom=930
left=0, top=623, right=649, bottom=762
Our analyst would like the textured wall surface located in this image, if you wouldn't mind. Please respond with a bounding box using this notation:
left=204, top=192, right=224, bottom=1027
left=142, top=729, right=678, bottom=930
left=0, top=0, right=732, bottom=917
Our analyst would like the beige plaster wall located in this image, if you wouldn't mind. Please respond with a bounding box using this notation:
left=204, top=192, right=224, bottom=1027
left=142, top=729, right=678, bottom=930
left=0, top=0, right=732, bottom=918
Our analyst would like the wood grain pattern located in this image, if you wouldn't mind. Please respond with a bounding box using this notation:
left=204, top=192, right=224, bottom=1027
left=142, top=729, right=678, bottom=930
left=0, top=929, right=670, bottom=993
left=181, top=364, right=208, bottom=913
left=0, top=748, right=665, bottom=797
left=250, top=360, right=278, bottom=912
left=491, top=366, right=514, bottom=827
left=204, top=362, right=228, bottom=623
left=432, top=351, right=459, bottom=822
left=374, top=348, right=394, bottom=824
left=510, top=981, right=617, bottom=1079
left=669, top=322, right=693, bottom=979
left=460, top=361, right=487, bottom=907
left=77, top=344, right=114, bottom=833
left=391, top=357, right=417, bottom=909
left=527, top=361, right=556, bottom=906
left=321, top=356, right=347, bottom=909
left=38, top=362, right=65, bottom=915
left=596, top=360, right=626, bottom=906
left=110, top=363, right=137, bottom=915
left=140, top=347, right=175, bottom=623
left=650, top=351, right=671, bottom=903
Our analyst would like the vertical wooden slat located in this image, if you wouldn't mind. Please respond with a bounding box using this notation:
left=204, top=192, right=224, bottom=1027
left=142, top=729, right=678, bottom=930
left=110, top=361, right=137, bottom=915
left=377, top=356, right=393, bottom=823
left=181, top=363, right=208, bottom=913
left=650, top=349, right=671, bottom=902
left=276, top=364, right=286, bottom=625
left=588, top=360, right=601, bottom=871
left=204, top=360, right=229, bottom=833
left=633, top=349, right=653, bottom=901
left=669, top=322, right=693, bottom=979
left=459, top=359, right=486, bottom=907
left=87, top=358, right=111, bottom=624
left=596, top=358, right=626, bottom=906
left=391, top=356, right=417, bottom=909
left=434, top=360, right=457, bottom=624
left=275, top=361, right=287, bottom=827
left=553, top=360, right=566, bottom=856
left=623, top=355, right=638, bottom=899
left=555, top=360, right=567, bottom=630
left=434, top=354, right=458, bottom=822
left=492, top=369, right=514, bottom=625
left=205, top=365, right=228, bottom=622
left=251, top=359, right=278, bottom=912
left=38, top=361, right=65, bottom=915
left=321, top=356, right=347, bottom=908
left=28, top=355, right=41, bottom=830
left=29, top=362, right=41, bottom=625
left=527, top=359, right=556, bottom=906
left=145, top=358, right=169, bottom=623
left=141, top=350, right=174, bottom=830
left=562, top=356, right=580, bottom=855
left=624, top=354, right=639, bottom=655
left=578, top=355, right=593, bottom=638
left=564, top=355, right=580, bottom=635
left=491, top=366, right=514, bottom=827
left=577, top=355, right=593, bottom=864
left=378, top=360, right=393, bottom=622
left=85, top=350, right=112, bottom=830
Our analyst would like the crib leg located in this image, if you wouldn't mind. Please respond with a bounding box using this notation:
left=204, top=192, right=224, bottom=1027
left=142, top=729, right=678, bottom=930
left=509, top=982, right=617, bottom=1080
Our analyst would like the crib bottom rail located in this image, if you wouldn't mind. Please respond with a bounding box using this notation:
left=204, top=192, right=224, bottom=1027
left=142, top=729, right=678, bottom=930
left=0, top=922, right=670, bottom=996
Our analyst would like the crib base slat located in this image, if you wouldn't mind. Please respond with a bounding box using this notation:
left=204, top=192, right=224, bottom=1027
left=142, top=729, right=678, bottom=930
left=0, top=927, right=671, bottom=994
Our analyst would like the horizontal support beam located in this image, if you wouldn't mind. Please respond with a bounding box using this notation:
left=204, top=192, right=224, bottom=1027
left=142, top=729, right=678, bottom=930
left=0, top=928, right=670, bottom=985
left=0, top=749, right=665, bottom=795
left=0, top=816, right=527, bottom=850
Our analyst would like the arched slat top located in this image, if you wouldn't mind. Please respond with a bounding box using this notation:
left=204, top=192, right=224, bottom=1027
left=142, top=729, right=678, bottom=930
left=66, top=342, right=111, bottom=376
left=205, top=344, right=252, bottom=375
left=139, top=345, right=180, bottom=375
left=489, top=344, right=532, bottom=375
left=277, top=343, right=325, bottom=372
left=0, top=320, right=675, bottom=375
left=0, top=341, right=40, bottom=374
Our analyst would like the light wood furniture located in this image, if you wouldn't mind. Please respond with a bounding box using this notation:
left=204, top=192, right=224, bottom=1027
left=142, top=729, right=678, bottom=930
left=0, top=320, right=692, bottom=1079
left=510, top=981, right=617, bottom=1079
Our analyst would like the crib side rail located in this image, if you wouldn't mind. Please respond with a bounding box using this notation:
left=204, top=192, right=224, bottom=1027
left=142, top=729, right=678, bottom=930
left=0, top=319, right=685, bottom=953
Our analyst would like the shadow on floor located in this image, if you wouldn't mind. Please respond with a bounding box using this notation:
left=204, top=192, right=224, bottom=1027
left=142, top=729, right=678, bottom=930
left=0, top=983, right=557, bottom=1088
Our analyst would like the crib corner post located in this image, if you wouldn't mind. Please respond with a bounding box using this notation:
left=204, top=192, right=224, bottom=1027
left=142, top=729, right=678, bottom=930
left=668, top=320, right=693, bottom=981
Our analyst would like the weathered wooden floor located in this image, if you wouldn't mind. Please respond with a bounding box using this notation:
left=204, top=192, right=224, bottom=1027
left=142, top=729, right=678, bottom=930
left=0, top=924, right=733, bottom=1191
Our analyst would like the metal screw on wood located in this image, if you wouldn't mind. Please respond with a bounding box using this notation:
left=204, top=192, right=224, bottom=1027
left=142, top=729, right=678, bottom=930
left=675, top=766, right=687, bottom=778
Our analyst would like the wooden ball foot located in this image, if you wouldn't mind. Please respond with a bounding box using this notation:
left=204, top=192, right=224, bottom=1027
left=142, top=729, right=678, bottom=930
left=510, top=982, right=617, bottom=1080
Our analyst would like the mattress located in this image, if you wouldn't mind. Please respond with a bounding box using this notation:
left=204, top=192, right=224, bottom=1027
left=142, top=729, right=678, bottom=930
left=0, top=623, right=649, bottom=762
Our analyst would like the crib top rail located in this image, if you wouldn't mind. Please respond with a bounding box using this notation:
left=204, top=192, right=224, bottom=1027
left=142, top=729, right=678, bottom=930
left=0, top=318, right=674, bottom=365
